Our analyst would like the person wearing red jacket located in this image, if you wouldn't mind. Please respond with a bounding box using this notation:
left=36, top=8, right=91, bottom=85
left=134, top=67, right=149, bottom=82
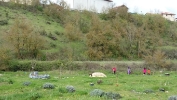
left=112, top=67, right=116, bottom=74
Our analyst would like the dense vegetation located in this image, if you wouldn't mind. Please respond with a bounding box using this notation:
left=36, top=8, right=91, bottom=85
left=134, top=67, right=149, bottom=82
left=0, top=0, right=177, bottom=71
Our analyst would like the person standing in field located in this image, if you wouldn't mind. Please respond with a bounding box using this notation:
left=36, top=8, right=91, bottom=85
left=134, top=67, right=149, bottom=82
left=127, top=67, right=131, bottom=75
left=143, top=68, right=147, bottom=75
left=112, top=67, right=116, bottom=74
left=147, top=68, right=151, bottom=75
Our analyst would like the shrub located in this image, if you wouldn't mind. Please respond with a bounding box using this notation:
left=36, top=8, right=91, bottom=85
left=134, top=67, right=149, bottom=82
left=23, top=81, right=31, bottom=86
left=8, top=79, right=13, bottom=84
left=168, top=95, right=177, bottom=100
left=43, top=83, right=55, bottom=89
left=8, top=60, right=20, bottom=71
left=37, top=6, right=43, bottom=12
left=90, top=89, right=104, bottom=97
left=7, top=60, right=72, bottom=71
left=0, top=48, right=12, bottom=71
left=8, top=60, right=32, bottom=71
left=162, top=49, right=177, bottom=59
left=64, top=23, right=82, bottom=42
left=66, top=85, right=75, bottom=93
left=104, top=92, right=122, bottom=99
left=0, top=20, right=8, bottom=25
left=144, top=50, right=172, bottom=70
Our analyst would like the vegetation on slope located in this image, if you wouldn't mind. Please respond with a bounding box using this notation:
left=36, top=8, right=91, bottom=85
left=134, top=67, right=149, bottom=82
left=0, top=0, right=177, bottom=70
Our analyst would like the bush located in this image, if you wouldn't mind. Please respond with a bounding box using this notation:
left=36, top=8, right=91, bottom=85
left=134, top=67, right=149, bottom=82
left=0, top=20, right=8, bottom=25
left=168, top=95, right=177, bottom=100
left=8, top=60, right=62, bottom=71
left=7, top=60, right=74, bottom=71
left=144, top=50, right=173, bottom=70
left=37, top=6, right=43, bottom=12
left=23, top=81, right=31, bottom=86
left=8, top=79, right=13, bottom=84
left=104, top=92, right=122, bottom=99
left=90, top=89, right=122, bottom=99
left=8, top=60, right=32, bottom=71
left=90, top=89, right=104, bottom=97
left=66, top=85, right=75, bottom=93
left=0, top=48, right=12, bottom=71
left=162, top=49, right=177, bottom=59
left=43, top=83, right=55, bottom=89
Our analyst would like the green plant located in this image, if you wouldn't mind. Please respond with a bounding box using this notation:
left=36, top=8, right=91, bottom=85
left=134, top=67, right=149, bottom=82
left=23, top=81, right=31, bottom=86
left=0, top=20, right=8, bottom=25
left=8, top=60, right=20, bottom=71
left=6, top=17, right=45, bottom=59
left=104, top=92, right=122, bottom=99
left=168, top=95, right=177, bottom=100
left=144, top=50, right=172, bottom=69
left=43, top=83, right=55, bottom=89
left=66, top=85, right=75, bottom=93
left=8, top=79, right=13, bottom=84
left=0, top=48, right=12, bottom=71
left=90, top=89, right=104, bottom=97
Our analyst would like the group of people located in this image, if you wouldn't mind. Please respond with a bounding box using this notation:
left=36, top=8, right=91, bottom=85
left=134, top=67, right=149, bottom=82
left=112, top=67, right=151, bottom=75
left=143, top=68, right=151, bottom=75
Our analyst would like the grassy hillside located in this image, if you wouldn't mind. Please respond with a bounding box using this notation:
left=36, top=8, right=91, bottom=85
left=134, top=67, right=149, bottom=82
left=0, top=1, right=177, bottom=71
left=0, top=4, right=87, bottom=61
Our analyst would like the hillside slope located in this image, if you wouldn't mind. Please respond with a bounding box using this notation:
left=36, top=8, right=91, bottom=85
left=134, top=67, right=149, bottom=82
left=0, top=2, right=177, bottom=62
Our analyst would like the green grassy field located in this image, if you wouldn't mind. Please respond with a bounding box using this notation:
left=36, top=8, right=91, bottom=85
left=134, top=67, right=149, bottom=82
left=0, top=70, right=176, bottom=100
